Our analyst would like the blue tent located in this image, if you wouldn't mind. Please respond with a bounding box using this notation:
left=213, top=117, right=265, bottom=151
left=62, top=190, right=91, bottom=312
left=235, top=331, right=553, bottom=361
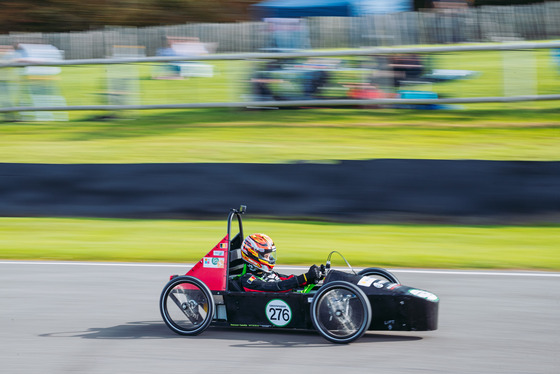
left=252, top=0, right=412, bottom=19
left=253, top=0, right=354, bottom=18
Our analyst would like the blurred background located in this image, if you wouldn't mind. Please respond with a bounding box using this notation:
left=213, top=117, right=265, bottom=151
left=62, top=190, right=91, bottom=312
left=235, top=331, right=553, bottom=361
left=0, top=0, right=559, bottom=119
left=1, top=0, right=559, bottom=54
left=0, top=0, right=558, bottom=269
left=1, top=4, right=559, bottom=372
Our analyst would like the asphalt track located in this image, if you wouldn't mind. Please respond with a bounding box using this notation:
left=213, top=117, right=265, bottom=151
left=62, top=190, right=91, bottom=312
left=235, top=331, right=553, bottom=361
left=1, top=261, right=559, bottom=374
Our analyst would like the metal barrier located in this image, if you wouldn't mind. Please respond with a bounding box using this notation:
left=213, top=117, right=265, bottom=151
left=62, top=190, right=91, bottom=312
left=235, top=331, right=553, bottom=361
left=1, top=41, right=560, bottom=114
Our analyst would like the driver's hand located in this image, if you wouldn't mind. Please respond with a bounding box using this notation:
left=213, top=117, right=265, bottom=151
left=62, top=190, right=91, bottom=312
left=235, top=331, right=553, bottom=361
left=305, top=264, right=321, bottom=284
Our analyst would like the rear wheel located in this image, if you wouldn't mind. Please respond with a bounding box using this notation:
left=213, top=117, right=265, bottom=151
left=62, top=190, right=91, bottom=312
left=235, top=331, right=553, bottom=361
left=160, top=276, right=215, bottom=336
left=358, top=267, right=399, bottom=284
left=311, top=281, right=372, bottom=344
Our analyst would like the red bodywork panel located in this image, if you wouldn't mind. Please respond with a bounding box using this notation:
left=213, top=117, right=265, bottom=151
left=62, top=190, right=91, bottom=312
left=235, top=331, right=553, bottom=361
left=186, top=235, right=229, bottom=291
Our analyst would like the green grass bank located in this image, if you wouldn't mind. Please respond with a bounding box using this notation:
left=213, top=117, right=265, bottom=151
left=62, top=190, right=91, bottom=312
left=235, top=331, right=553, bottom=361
left=1, top=107, right=559, bottom=164
left=1, top=217, right=558, bottom=271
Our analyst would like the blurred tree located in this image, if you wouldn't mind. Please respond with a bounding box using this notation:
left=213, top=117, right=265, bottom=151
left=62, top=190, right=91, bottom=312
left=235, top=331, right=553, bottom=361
left=0, top=0, right=262, bottom=33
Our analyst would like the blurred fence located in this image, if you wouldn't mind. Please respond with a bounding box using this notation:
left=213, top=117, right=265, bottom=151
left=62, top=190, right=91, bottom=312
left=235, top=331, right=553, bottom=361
left=1, top=41, right=560, bottom=117
left=0, top=3, right=560, bottom=59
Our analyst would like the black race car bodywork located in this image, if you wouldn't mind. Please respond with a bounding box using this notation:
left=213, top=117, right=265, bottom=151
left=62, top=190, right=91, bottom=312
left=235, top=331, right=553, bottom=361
left=221, top=270, right=438, bottom=331
left=160, top=206, right=438, bottom=343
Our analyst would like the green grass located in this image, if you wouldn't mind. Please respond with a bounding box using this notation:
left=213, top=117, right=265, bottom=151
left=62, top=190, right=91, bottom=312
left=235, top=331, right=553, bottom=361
left=1, top=108, right=559, bottom=163
left=0, top=217, right=558, bottom=270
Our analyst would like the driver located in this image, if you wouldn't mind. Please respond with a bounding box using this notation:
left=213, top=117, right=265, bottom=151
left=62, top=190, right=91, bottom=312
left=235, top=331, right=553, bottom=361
left=235, top=233, right=321, bottom=292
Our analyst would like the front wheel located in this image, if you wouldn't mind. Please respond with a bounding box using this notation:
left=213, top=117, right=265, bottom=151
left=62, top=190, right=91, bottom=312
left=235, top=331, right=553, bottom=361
left=160, top=276, right=215, bottom=336
left=311, top=281, right=372, bottom=344
left=358, top=267, right=399, bottom=284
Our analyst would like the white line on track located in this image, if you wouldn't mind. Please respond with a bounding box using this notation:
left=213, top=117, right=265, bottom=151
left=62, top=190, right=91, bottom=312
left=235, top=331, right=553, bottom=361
left=1, top=260, right=559, bottom=277
left=0, top=261, right=185, bottom=267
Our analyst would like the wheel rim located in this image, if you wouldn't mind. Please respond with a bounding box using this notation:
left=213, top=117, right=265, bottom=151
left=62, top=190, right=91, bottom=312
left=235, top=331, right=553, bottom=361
left=161, top=279, right=213, bottom=335
left=313, top=285, right=369, bottom=342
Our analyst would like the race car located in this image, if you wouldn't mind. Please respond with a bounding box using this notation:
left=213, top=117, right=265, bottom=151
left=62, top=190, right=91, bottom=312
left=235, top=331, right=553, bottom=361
left=159, top=206, right=439, bottom=343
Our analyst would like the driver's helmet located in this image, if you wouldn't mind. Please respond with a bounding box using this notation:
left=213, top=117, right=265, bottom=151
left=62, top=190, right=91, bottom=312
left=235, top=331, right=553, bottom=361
left=241, top=233, right=276, bottom=273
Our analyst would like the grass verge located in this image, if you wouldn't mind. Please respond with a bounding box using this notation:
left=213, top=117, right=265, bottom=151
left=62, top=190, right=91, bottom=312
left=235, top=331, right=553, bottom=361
left=1, top=107, right=559, bottom=163
left=1, top=217, right=558, bottom=271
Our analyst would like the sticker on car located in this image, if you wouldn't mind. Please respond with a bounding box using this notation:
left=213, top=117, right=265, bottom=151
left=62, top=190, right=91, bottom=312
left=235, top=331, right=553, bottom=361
left=408, top=289, right=439, bottom=302
left=203, top=257, right=225, bottom=268
left=266, top=299, right=292, bottom=327
left=357, top=276, right=376, bottom=287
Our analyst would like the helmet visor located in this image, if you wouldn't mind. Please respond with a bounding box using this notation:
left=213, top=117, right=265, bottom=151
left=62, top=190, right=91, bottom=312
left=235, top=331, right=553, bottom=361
left=260, top=247, right=276, bottom=267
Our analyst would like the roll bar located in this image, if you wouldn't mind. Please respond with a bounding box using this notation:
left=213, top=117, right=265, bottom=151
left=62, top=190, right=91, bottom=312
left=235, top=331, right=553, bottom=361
left=227, top=205, right=246, bottom=247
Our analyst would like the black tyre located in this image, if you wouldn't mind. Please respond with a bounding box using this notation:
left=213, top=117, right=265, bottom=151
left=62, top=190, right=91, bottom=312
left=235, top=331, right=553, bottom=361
left=159, top=276, right=215, bottom=336
left=311, top=281, right=372, bottom=344
left=358, top=267, right=399, bottom=284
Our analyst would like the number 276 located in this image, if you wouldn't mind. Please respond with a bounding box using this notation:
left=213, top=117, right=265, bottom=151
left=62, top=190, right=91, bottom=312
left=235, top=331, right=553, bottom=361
left=269, top=307, right=289, bottom=321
